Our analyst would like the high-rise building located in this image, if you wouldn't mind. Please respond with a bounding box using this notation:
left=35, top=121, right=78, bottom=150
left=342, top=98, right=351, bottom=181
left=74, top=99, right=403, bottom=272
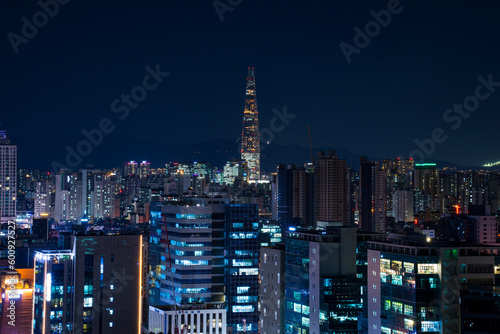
left=54, top=171, right=82, bottom=223
left=225, top=203, right=260, bottom=333
left=241, top=67, right=261, bottom=181
left=414, top=163, right=439, bottom=212
left=0, top=129, right=17, bottom=223
left=359, top=157, right=386, bottom=233
left=33, top=250, right=75, bottom=334
left=33, top=235, right=143, bottom=334
left=72, top=234, right=143, bottom=334
left=148, top=199, right=227, bottom=307
left=316, top=150, right=348, bottom=225
left=139, top=161, right=151, bottom=179
left=34, top=180, right=53, bottom=218
left=382, top=158, right=414, bottom=216
left=284, top=227, right=360, bottom=334
left=274, top=164, right=315, bottom=229
left=364, top=240, right=500, bottom=334
left=259, top=244, right=285, bottom=334
left=393, top=189, right=414, bottom=223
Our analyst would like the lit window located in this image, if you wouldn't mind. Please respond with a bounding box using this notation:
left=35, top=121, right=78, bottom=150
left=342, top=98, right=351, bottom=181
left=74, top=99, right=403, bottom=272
left=110, top=297, right=114, bottom=302
left=84, top=297, right=93, bottom=307
left=109, top=309, right=113, bottom=315
left=110, top=284, right=114, bottom=290
left=109, top=322, right=113, bottom=327
left=418, top=264, right=438, bottom=274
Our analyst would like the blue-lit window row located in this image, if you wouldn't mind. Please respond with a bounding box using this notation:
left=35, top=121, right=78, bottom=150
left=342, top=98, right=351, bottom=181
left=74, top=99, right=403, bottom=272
left=165, top=213, right=212, bottom=219
left=170, top=240, right=210, bottom=247
left=168, top=250, right=210, bottom=256
left=229, top=232, right=258, bottom=239
left=235, top=250, right=253, bottom=256
left=234, top=296, right=258, bottom=303
left=174, top=259, right=210, bottom=266
left=232, top=305, right=255, bottom=313
left=167, top=222, right=211, bottom=229
left=169, top=269, right=213, bottom=275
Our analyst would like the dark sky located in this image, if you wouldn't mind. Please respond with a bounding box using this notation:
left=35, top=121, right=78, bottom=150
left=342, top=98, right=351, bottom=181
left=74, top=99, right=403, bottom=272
left=2, top=0, right=500, bottom=168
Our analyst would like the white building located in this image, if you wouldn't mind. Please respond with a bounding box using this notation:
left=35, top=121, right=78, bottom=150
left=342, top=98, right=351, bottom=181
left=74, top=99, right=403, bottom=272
left=0, top=130, right=16, bottom=224
left=471, top=215, right=498, bottom=244
left=34, top=180, right=53, bottom=218
left=149, top=305, right=227, bottom=334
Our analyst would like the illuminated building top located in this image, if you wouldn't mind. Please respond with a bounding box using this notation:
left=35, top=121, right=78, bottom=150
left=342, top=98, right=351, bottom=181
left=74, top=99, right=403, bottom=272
left=241, top=67, right=261, bottom=181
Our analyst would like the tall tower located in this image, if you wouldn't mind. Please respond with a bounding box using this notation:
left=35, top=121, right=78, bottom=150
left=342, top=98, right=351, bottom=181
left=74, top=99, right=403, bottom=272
left=315, top=150, right=348, bottom=226
left=241, top=67, right=261, bottom=181
left=359, top=157, right=387, bottom=233
left=0, top=128, right=17, bottom=224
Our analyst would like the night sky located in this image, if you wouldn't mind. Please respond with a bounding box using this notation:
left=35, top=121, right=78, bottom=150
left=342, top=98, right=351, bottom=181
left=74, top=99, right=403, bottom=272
left=2, top=0, right=500, bottom=169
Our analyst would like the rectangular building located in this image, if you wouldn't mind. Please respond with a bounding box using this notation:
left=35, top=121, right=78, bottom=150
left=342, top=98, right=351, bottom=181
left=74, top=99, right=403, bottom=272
left=0, top=130, right=16, bottom=223
left=149, top=304, right=227, bottom=334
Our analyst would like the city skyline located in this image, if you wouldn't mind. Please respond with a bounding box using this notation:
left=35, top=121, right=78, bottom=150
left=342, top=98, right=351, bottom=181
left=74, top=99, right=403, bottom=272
left=2, top=1, right=500, bottom=169
left=3, top=2, right=500, bottom=333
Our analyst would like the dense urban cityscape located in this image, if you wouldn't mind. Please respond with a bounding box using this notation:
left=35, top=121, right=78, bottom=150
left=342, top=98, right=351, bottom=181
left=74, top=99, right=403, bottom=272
left=3, top=1, right=500, bottom=334
left=1, top=66, right=500, bottom=333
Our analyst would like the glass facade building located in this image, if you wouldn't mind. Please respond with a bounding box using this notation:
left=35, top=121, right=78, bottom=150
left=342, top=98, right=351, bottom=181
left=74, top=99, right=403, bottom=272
left=226, top=203, right=260, bottom=333
left=33, top=250, right=74, bottom=334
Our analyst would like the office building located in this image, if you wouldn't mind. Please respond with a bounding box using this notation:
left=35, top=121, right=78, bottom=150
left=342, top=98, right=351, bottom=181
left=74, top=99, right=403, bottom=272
left=359, top=157, right=386, bottom=233
left=225, top=203, right=260, bottom=333
left=33, top=250, right=74, bottom=334
left=315, top=150, right=348, bottom=225
left=284, top=227, right=360, bottom=334
left=0, top=129, right=17, bottom=223
left=365, top=240, right=500, bottom=334
left=72, top=234, right=143, bottom=333
left=260, top=244, right=285, bottom=334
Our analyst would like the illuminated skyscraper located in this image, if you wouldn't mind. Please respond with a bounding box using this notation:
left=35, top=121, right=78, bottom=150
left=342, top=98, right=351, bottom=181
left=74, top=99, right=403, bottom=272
left=0, top=129, right=17, bottom=223
left=241, top=67, right=260, bottom=181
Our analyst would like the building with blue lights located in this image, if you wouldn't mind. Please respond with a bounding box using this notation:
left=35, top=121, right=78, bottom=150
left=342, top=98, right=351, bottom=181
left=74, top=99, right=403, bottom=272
left=284, top=227, right=359, bottom=334
left=33, top=250, right=74, bottom=334
left=149, top=198, right=226, bottom=307
left=364, top=240, right=500, bottom=334
left=225, top=203, right=260, bottom=333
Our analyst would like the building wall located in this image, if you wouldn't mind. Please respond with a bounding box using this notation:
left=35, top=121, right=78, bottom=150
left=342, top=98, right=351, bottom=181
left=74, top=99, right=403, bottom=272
left=259, top=246, right=285, bottom=334
left=225, top=203, right=260, bottom=333
left=472, top=216, right=497, bottom=244
left=149, top=306, right=227, bottom=334
left=0, top=144, right=17, bottom=223
left=316, top=150, right=348, bottom=225
left=72, top=235, right=142, bottom=334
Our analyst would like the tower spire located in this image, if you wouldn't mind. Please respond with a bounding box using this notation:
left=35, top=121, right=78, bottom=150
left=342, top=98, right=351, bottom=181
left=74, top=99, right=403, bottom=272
left=241, top=67, right=260, bottom=181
